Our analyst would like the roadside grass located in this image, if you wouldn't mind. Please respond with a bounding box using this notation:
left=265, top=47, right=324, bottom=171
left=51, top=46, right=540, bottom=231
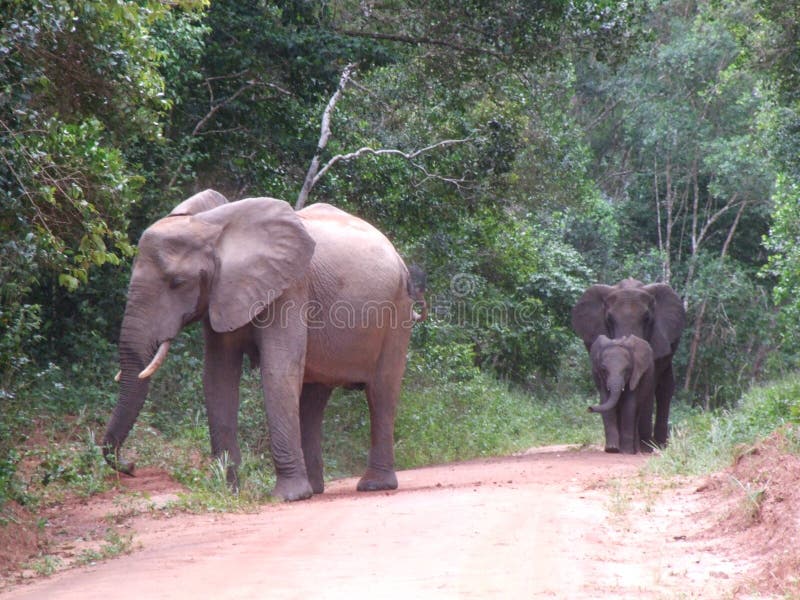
left=324, top=373, right=601, bottom=477
left=75, top=528, right=136, bottom=566
left=647, top=374, right=800, bottom=477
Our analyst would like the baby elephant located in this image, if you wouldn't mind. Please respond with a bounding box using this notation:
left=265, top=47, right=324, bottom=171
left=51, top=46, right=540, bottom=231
left=589, top=335, right=656, bottom=454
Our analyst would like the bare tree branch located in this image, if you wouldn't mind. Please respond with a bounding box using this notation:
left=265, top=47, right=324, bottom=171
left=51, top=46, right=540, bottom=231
left=311, top=138, right=472, bottom=191
left=296, top=63, right=472, bottom=209
left=296, top=63, right=357, bottom=210
left=719, top=198, right=748, bottom=260
left=693, top=193, right=742, bottom=252
left=191, top=83, right=252, bottom=136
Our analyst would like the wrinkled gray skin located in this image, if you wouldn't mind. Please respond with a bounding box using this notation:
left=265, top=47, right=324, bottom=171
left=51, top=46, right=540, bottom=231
left=572, top=278, right=685, bottom=448
left=588, top=335, right=655, bottom=454
left=103, top=190, right=421, bottom=502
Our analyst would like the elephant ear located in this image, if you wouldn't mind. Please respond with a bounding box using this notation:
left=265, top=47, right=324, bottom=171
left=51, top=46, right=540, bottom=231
left=572, top=285, right=614, bottom=350
left=170, top=189, right=229, bottom=216
left=644, top=283, right=686, bottom=359
left=194, top=197, right=316, bottom=333
left=625, top=335, right=653, bottom=390
left=589, top=334, right=611, bottom=366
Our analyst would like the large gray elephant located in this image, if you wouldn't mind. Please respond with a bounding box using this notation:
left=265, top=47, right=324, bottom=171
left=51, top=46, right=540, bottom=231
left=571, top=278, right=685, bottom=448
left=588, top=335, right=655, bottom=454
left=103, top=190, right=423, bottom=501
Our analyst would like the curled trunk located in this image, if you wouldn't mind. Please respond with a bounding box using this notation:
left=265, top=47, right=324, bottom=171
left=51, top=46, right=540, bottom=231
left=589, top=386, right=622, bottom=413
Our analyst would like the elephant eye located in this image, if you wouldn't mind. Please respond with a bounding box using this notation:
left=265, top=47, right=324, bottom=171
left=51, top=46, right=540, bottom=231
left=169, top=276, right=186, bottom=289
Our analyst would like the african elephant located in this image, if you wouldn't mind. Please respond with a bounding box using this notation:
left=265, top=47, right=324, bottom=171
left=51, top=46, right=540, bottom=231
left=588, top=335, right=655, bottom=454
left=102, top=189, right=423, bottom=501
left=571, top=278, right=685, bottom=448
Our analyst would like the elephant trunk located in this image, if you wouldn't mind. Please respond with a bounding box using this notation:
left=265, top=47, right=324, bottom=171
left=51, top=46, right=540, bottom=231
left=589, top=384, right=623, bottom=413
left=102, top=310, right=160, bottom=475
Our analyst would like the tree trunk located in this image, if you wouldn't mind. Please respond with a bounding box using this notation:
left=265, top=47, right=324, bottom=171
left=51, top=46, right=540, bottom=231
left=683, top=298, right=706, bottom=393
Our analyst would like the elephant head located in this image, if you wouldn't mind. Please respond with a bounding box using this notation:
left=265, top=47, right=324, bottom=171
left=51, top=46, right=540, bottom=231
left=103, top=190, right=316, bottom=473
left=588, top=335, right=653, bottom=413
left=571, top=278, right=685, bottom=361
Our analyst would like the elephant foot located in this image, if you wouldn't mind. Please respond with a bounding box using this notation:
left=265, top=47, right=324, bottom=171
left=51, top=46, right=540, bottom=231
left=357, top=468, right=398, bottom=492
left=604, top=446, right=620, bottom=454
left=309, top=476, right=325, bottom=495
left=639, top=441, right=655, bottom=453
left=272, top=476, right=313, bottom=502
left=103, top=446, right=136, bottom=476
left=304, top=462, right=325, bottom=494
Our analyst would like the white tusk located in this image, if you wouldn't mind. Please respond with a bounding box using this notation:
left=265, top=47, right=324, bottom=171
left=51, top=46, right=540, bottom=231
left=138, top=340, right=171, bottom=379
left=114, top=370, right=121, bottom=383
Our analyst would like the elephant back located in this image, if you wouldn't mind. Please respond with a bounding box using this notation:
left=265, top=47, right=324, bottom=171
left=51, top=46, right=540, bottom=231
left=299, top=203, right=410, bottom=306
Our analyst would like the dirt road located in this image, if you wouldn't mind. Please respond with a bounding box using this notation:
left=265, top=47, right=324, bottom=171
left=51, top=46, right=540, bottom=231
left=0, top=447, right=748, bottom=599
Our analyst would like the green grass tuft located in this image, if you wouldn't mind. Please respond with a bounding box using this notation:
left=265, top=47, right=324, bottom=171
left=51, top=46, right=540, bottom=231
left=649, top=374, right=800, bottom=477
left=323, top=371, right=602, bottom=476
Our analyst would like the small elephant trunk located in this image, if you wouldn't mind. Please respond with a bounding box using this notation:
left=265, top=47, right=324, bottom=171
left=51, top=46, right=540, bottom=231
left=589, top=386, right=622, bottom=413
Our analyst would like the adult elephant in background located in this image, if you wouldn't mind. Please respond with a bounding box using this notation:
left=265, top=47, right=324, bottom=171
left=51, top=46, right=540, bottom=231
left=571, top=278, right=685, bottom=448
left=103, top=189, right=422, bottom=501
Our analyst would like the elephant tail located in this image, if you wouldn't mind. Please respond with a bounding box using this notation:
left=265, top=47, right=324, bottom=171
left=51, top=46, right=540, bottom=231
left=407, top=263, right=428, bottom=322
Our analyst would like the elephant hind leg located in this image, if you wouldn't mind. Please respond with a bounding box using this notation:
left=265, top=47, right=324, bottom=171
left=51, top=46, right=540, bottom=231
left=300, top=383, right=333, bottom=494
left=358, top=377, right=400, bottom=492
left=357, top=332, right=410, bottom=492
left=358, top=374, right=408, bottom=490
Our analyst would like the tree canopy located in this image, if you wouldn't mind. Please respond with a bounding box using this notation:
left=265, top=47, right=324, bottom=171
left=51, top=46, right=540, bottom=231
left=2, top=0, right=798, bottom=411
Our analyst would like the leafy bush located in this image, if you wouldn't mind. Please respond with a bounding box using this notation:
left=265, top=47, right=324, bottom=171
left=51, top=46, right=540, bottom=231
left=394, top=375, right=602, bottom=469
left=673, top=254, right=775, bottom=409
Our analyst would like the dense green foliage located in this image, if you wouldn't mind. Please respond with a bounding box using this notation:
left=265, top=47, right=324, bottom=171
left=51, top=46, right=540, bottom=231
left=1, top=0, right=799, bottom=509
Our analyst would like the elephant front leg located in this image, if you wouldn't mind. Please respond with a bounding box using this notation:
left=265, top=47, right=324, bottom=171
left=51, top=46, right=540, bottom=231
left=601, top=411, right=621, bottom=453
left=637, top=390, right=655, bottom=453
left=203, top=328, right=244, bottom=489
left=653, top=364, right=675, bottom=448
left=300, top=383, right=332, bottom=494
left=261, top=370, right=313, bottom=501
left=618, top=391, right=638, bottom=454
left=258, top=298, right=313, bottom=502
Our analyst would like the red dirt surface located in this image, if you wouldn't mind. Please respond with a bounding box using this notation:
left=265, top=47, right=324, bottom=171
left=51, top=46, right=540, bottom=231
left=0, top=443, right=797, bottom=599
left=695, top=429, right=800, bottom=598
